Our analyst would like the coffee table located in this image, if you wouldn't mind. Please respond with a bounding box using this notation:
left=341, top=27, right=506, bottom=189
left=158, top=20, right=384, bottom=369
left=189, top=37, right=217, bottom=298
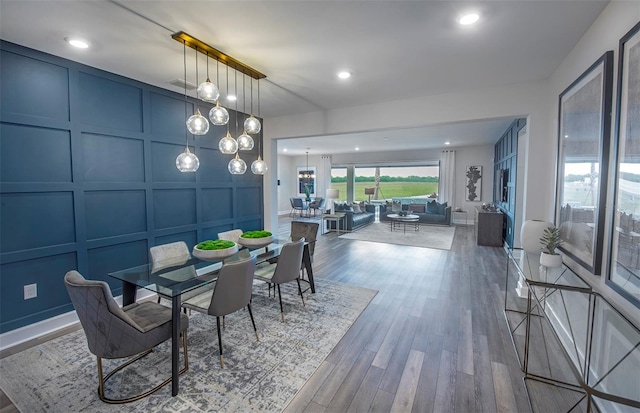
left=387, top=213, right=420, bottom=233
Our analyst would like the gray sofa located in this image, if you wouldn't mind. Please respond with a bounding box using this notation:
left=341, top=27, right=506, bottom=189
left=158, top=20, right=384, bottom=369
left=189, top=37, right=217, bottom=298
left=380, top=200, right=452, bottom=226
left=332, top=203, right=375, bottom=231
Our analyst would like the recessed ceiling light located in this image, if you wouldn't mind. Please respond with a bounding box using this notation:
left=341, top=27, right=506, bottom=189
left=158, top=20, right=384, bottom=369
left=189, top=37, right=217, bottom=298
left=338, top=71, right=351, bottom=80
left=65, top=37, right=89, bottom=49
left=283, top=148, right=288, bottom=152
left=458, top=13, right=480, bottom=25
left=355, top=147, right=359, bottom=151
left=383, top=137, right=389, bottom=141
left=227, top=95, right=237, bottom=101
left=564, top=134, right=569, bottom=139
left=445, top=141, right=451, bottom=145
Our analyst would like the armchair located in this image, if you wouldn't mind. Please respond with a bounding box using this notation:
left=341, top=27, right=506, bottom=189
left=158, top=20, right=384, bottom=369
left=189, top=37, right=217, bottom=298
left=64, top=271, right=189, bottom=403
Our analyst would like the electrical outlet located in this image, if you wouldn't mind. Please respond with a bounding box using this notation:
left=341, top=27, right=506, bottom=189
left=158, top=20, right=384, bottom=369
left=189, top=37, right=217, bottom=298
left=24, top=283, right=37, bottom=300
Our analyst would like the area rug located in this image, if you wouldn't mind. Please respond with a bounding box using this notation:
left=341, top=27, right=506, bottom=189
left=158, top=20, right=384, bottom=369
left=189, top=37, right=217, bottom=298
left=339, top=222, right=456, bottom=250
left=0, top=279, right=376, bottom=413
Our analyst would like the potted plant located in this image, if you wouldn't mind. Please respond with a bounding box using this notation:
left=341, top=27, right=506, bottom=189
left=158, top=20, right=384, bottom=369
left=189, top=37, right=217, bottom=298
left=237, top=230, right=273, bottom=248
left=192, top=239, right=238, bottom=261
left=304, top=184, right=312, bottom=202
left=539, top=225, right=563, bottom=267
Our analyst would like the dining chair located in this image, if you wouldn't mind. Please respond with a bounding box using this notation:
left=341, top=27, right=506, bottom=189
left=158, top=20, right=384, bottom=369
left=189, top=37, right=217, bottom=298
left=217, top=229, right=244, bottom=244
left=254, top=238, right=305, bottom=322
left=150, top=241, right=207, bottom=308
left=292, top=198, right=309, bottom=217
left=64, top=271, right=189, bottom=404
left=182, top=256, right=258, bottom=368
left=308, top=197, right=325, bottom=216
left=289, top=198, right=297, bottom=217
left=290, top=221, right=318, bottom=280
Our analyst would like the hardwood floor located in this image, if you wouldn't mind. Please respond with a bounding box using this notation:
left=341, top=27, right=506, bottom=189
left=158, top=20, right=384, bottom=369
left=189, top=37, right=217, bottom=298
left=1, top=215, right=573, bottom=412
left=283, top=216, right=533, bottom=413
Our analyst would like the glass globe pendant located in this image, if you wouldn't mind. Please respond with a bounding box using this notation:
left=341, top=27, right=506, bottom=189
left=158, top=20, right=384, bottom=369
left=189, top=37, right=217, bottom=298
left=237, top=130, right=254, bottom=150
left=219, top=131, right=238, bottom=154
left=176, top=146, right=199, bottom=172
left=197, top=78, right=219, bottom=102
left=209, top=102, right=229, bottom=125
left=228, top=152, right=247, bottom=174
left=251, top=155, right=268, bottom=175
left=186, top=109, right=209, bottom=135
left=244, top=115, right=261, bottom=134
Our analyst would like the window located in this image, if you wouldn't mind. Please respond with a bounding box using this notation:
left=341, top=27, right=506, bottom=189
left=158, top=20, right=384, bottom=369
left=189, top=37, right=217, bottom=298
left=331, top=165, right=439, bottom=202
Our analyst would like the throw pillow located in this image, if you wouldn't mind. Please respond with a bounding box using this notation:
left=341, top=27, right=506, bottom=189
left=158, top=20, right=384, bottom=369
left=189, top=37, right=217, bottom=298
left=437, top=202, right=448, bottom=215
left=426, top=200, right=439, bottom=213
left=352, top=203, right=362, bottom=213
left=392, top=201, right=402, bottom=213
left=408, top=204, right=425, bottom=213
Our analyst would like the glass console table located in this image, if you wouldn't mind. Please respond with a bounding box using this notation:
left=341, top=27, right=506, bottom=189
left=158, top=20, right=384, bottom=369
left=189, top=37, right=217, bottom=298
left=504, top=247, right=640, bottom=412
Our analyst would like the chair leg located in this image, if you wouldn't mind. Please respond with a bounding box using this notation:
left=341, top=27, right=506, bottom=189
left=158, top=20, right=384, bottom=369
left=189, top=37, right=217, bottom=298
left=247, top=303, right=259, bottom=341
left=296, top=278, right=306, bottom=307
left=277, top=284, right=285, bottom=322
left=95, top=331, right=189, bottom=404
left=216, top=316, right=224, bottom=368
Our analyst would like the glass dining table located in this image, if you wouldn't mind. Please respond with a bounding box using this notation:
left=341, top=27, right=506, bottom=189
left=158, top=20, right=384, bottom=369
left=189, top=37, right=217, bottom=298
left=108, top=238, right=315, bottom=397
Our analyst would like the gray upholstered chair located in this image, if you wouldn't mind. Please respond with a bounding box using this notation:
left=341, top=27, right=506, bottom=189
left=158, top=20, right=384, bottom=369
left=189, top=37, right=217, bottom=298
left=291, top=221, right=318, bottom=280
left=182, top=256, right=258, bottom=368
left=291, top=198, right=309, bottom=217
left=150, top=241, right=207, bottom=307
left=254, top=238, right=305, bottom=322
left=217, top=229, right=243, bottom=244
left=308, top=197, right=325, bottom=216
left=64, top=270, right=189, bottom=404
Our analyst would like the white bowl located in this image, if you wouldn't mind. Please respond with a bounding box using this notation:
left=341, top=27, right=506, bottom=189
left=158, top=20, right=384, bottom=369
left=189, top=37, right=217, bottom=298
left=192, top=243, right=238, bottom=261
left=237, top=235, right=273, bottom=249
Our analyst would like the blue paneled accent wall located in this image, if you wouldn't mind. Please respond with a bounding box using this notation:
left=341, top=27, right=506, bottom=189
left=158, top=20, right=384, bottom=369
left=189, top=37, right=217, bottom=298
left=0, top=41, right=264, bottom=333
left=493, top=118, right=525, bottom=248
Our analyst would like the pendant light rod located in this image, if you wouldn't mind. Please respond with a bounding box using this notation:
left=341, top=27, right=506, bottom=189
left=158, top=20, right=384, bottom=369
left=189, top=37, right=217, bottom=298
left=172, top=31, right=266, bottom=80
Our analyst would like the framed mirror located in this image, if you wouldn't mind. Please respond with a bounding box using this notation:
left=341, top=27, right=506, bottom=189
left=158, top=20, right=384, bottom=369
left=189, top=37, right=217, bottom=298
left=607, top=22, right=640, bottom=308
left=556, top=50, right=614, bottom=275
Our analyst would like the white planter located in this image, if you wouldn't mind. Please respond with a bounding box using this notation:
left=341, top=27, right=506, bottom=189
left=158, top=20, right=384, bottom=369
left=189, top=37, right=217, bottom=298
left=540, top=252, right=562, bottom=267
left=192, top=243, right=238, bottom=261
left=237, top=235, right=273, bottom=249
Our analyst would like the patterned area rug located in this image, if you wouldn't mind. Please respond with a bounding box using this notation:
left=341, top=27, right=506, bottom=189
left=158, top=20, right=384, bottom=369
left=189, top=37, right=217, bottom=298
left=0, top=279, right=376, bottom=412
left=339, top=222, right=456, bottom=250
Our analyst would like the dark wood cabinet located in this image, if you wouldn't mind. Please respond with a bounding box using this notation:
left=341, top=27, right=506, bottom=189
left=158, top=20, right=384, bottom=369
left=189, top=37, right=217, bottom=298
left=475, top=207, right=504, bottom=246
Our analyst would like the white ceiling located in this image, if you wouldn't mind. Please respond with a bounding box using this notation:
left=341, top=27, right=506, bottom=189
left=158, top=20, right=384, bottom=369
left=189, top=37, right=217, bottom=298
left=0, top=0, right=608, bottom=155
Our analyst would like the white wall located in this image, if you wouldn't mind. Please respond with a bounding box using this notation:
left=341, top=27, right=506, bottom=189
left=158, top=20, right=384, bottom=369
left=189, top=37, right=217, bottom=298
left=546, top=1, right=640, bottom=322
left=262, top=0, right=640, bottom=322
left=264, top=80, right=552, bottom=235
left=276, top=155, right=294, bottom=214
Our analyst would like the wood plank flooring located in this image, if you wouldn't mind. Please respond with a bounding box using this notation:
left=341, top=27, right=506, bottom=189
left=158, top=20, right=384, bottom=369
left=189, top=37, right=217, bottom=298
left=281, top=216, right=548, bottom=413
left=0, top=216, right=578, bottom=412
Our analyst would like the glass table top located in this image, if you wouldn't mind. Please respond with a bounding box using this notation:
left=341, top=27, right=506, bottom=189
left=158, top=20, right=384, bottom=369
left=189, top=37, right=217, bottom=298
left=108, top=238, right=294, bottom=298
left=507, top=247, right=591, bottom=290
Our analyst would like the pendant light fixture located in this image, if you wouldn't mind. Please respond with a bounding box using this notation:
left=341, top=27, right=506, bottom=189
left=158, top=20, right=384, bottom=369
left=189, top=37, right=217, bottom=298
left=186, top=47, right=209, bottom=135
left=197, top=52, right=220, bottom=102
left=237, top=72, right=254, bottom=151
left=218, top=63, right=237, bottom=154
left=228, top=69, right=246, bottom=174
left=244, top=77, right=261, bottom=134
left=209, top=57, right=229, bottom=125
left=250, top=132, right=267, bottom=175
left=176, top=40, right=199, bottom=172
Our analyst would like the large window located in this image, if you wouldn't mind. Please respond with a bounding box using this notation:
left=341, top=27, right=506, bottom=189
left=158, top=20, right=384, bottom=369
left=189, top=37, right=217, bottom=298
left=331, top=165, right=439, bottom=202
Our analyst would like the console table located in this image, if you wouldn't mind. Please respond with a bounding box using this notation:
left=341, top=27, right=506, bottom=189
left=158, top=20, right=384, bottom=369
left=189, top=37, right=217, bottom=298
left=504, top=247, right=640, bottom=412
left=322, top=213, right=346, bottom=235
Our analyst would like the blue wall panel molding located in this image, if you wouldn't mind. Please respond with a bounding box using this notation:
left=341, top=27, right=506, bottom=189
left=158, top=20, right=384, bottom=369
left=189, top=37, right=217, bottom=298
left=1, top=123, right=72, bottom=183
left=493, top=118, right=525, bottom=248
left=0, top=50, right=70, bottom=122
left=0, top=41, right=264, bottom=333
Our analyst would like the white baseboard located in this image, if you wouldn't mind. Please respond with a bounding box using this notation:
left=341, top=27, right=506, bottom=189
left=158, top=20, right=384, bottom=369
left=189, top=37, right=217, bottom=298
left=0, top=289, right=157, bottom=352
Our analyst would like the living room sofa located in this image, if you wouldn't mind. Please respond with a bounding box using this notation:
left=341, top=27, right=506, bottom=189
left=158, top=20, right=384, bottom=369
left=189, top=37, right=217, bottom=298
left=332, top=203, right=375, bottom=231
left=380, top=199, right=452, bottom=226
